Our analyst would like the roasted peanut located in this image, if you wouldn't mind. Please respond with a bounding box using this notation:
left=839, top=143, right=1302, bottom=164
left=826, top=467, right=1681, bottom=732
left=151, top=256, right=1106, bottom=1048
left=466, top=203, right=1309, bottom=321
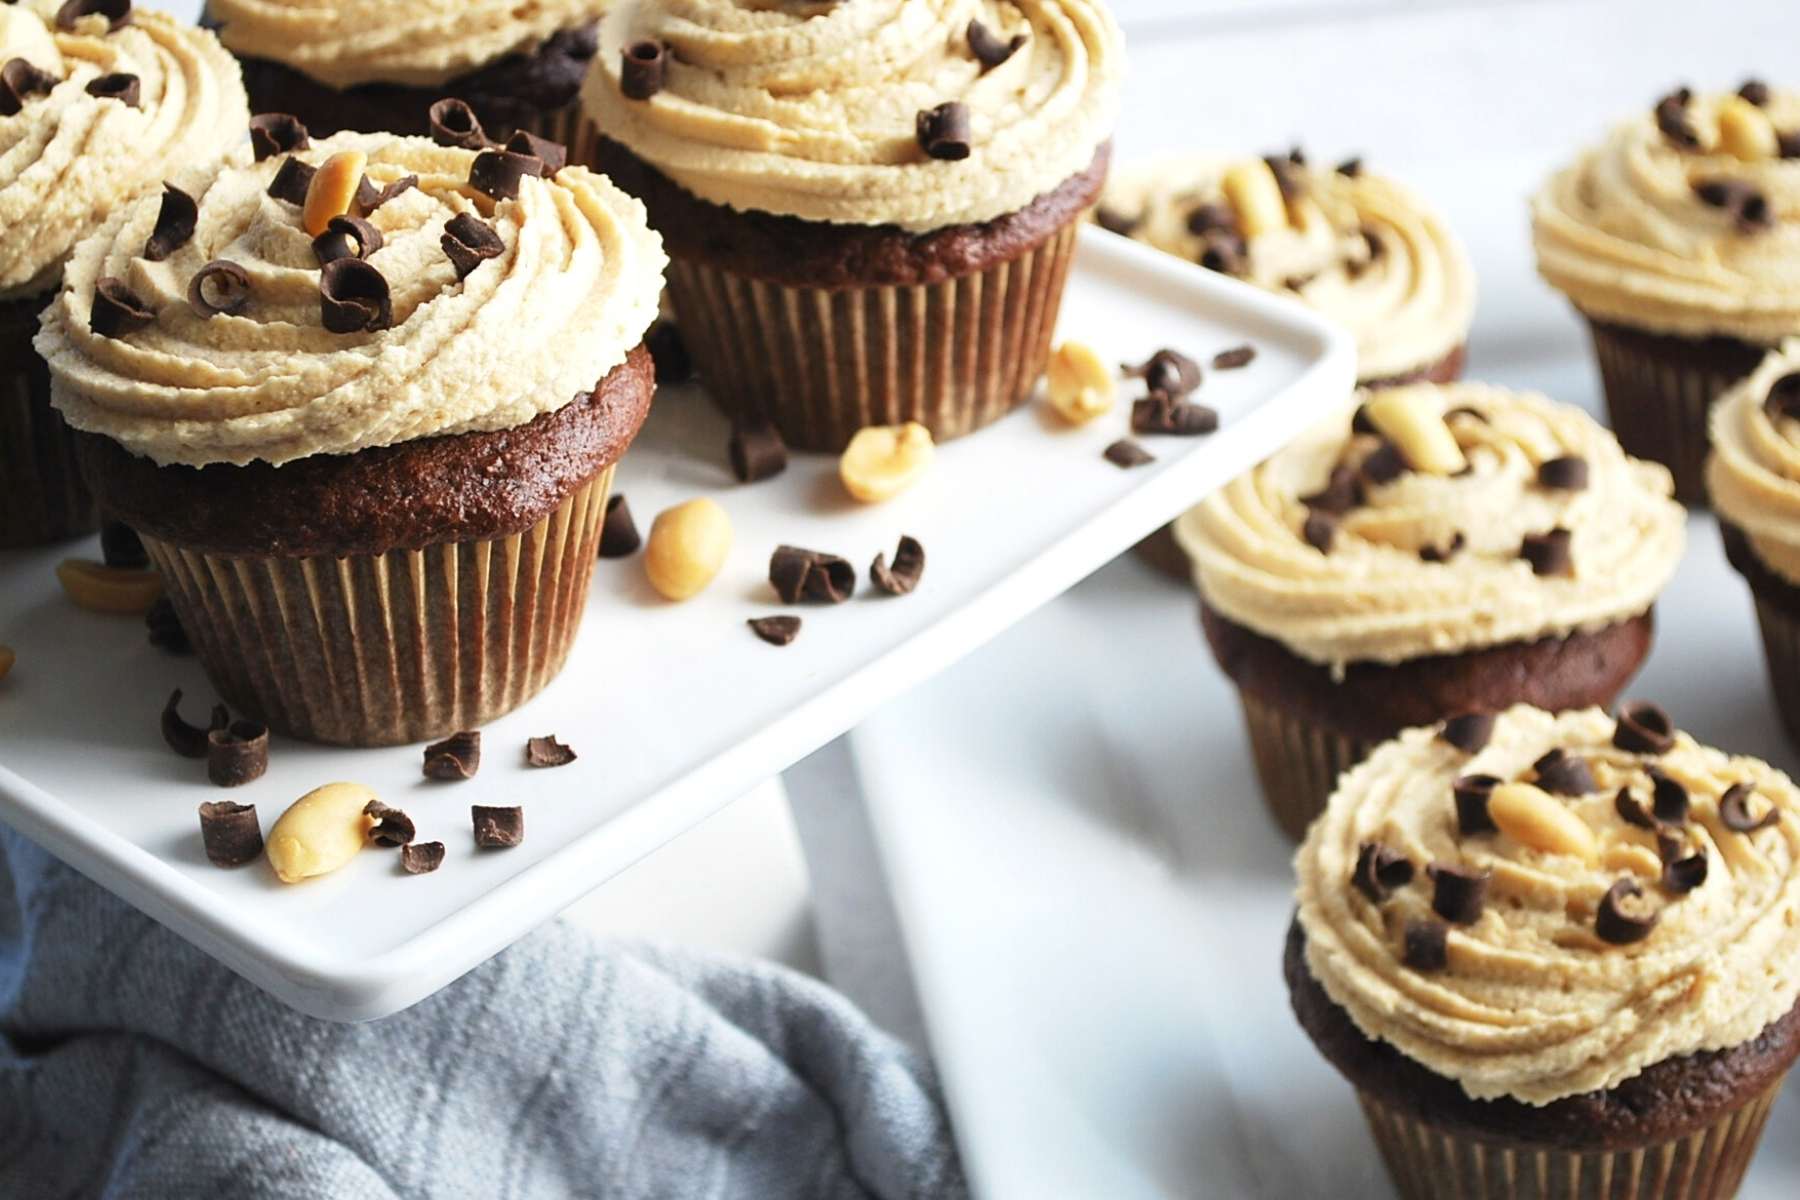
left=55, top=559, right=163, bottom=615
left=1489, top=783, right=1599, bottom=863
left=1364, top=387, right=1468, bottom=476
left=303, top=150, right=368, bottom=237
left=1046, top=340, right=1115, bottom=424
left=1717, top=95, right=1778, bottom=161
left=644, top=498, right=732, bottom=601
left=1221, top=160, right=1289, bottom=239
left=840, top=422, right=935, bottom=503
left=266, top=782, right=379, bottom=884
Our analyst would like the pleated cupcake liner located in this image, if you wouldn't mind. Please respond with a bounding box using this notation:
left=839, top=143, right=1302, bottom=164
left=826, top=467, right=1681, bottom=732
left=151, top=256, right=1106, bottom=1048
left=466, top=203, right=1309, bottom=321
left=520, top=100, right=586, bottom=153
left=0, top=294, right=97, bottom=548
left=1357, top=1082, right=1784, bottom=1200
left=143, top=468, right=612, bottom=748
left=1236, top=690, right=1372, bottom=841
left=1748, top=595, right=1800, bottom=755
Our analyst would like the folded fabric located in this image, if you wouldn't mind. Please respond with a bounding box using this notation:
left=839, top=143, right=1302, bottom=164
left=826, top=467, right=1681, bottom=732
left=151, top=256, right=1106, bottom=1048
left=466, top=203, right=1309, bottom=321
left=0, top=829, right=967, bottom=1199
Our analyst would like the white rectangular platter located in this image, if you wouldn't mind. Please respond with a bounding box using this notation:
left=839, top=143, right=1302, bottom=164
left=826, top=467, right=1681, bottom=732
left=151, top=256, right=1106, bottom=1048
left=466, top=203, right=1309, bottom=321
left=0, top=228, right=1355, bottom=1022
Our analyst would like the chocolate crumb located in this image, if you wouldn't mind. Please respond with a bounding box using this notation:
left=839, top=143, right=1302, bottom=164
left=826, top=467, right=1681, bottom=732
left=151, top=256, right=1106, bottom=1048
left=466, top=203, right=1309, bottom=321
left=1402, top=919, right=1449, bottom=971
left=249, top=112, right=309, bottom=161
left=599, top=494, right=642, bottom=558
left=206, top=720, right=269, bottom=788
left=187, top=260, right=251, bottom=318
left=90, top=278, right=154, bottom=338
left=871, top=535, right=925, bottom=596
left=143, top=184, right=197, bottom=261
left=1212, top=345, right=1256, bottom=370
left=748, top=616, right=802, bottom=647
left=365, top=801, right=415, bottom=847
left=427, top=98, right=489, bottom=149
left=266, top=156, right=316, bottom=205
left=621, top=40, right=667, bottom=101
left=1614, top=701, right=1675, bottom=755
left=1720, top=782, right=1780, bottom=833
left=916, top=101, right=972, bottom=161
left=1428, top=863, right=1490, bottom=925
left=422, top=730, right=480, bottom=781
left=526, top=735, right=576, bottom=768
left=1454, top=775, right=1501, bottom=836
left=1537, top=456, right=1589, bottom=491
left=198, top=801, right=262, bottom=868
left=729, top=421, right=788, bottom=484
left=1441, top=712, right=1495, bottom=754
left=1534, top=748, right=1595, bottom=796
left=472, top=805, right=524, bottom=849
left=1352, top=842, right=1414, bottom=903
left=770, top=546, right=856, bottom=605
left=1520, top=528, right=1572, bottom=577
left=1103, top=439, right=1154, bottom=468
left=1596, top=878, right=1657, bottom=945
left=401, top=841, right=446, bottom=875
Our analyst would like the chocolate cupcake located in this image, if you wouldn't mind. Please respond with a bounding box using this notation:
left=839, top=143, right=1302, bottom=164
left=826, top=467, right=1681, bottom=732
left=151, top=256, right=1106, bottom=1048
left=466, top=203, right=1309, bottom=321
left=36, top=126, right=667, bottom=746
left=205, top=0, right=603, bottom=143
left=1290, top=704, right=1800, bottom=1200
left=1175, top=383, right=1685, bottom=839
left=1533, top=82, right=1800, bottom=504
left=0, top=1, right=246, bottom=546
left=575, top=0, right=1123, bottom=452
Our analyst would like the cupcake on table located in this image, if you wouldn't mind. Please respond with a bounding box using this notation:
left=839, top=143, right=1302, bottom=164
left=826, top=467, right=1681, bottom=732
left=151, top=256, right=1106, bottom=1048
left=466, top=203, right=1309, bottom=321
left=36, top=116, right=667, bottom=747
left=1534, top=80, right=1800, bottom=505
left=1289, top=704, right=1800, bottom=1200
left=0, top=0, right=246, bottom=547
left=577, top=0, right=1124, bottom=452
left=1175, top=382, right=1685, bottom=839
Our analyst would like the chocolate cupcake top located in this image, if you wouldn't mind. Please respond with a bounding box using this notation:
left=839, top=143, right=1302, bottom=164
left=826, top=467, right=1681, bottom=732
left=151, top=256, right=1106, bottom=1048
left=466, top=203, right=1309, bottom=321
left=0, top=2, right=247, bottom=299
left=1534, top=83, right=1800, bottom=342
left=208, top=0, right=606, bottom=90
left=1174, top=383, right=1684, bottom=670
left=580, top=0, right=1123, bottom=232
left=1295, top=704, right=1800, bottom=1105
left=1709, top=339, right=1800, bottom=583
left=36, top=125, right=666, bottom=468
left=1098, top=154, right=1475, bottom=382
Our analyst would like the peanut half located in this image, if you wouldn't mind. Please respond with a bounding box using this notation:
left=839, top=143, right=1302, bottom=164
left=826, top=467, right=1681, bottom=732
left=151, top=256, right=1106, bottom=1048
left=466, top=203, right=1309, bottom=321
left=1364, top=387, right=1468, bottom=476
left=55, top=559, right=163, bottom=615
left=1046, top=341, right=1116, bottom=424
left=1488, top=782, right=1599, bottom=863
left=1221, top=159, right=1290, bottom=240
left=266, top=782, right=380, bottom=884
left=303, top=150, right=368, bottom=237
left=1716, top=95, right=1778, bottom=161
left=840, top=422, right=935, bottom=503
left=644, top=497, right=732, bottom=601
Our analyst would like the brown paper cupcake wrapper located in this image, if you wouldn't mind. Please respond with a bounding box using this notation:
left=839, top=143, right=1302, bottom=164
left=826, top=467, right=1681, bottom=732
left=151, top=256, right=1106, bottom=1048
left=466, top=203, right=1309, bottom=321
left=143, top=468, right=612, bottom=748
left=1357, top=1082, right=1784, bottom=1200
left=1748, top=596, right=1800, bottom=753
left=1236, top=690, right=1371, bottom=841
left=520, top=100, right=586, bottom=154
left=0, top=296, right=97, bottom=548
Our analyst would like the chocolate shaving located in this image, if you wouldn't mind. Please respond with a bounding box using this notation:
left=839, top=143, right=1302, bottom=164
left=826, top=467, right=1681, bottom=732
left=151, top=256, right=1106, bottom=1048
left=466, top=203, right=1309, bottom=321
left=1613, top=701, right=1675, bottom=755
left=1104, top=439, right=1154, bottom=468
left=1649, top=768, right=1689, bottom=824
left=468, top=149, right=544, bottom=201
left=198, top=801, right=262, bottom=868
left=1596, top=878, right=1657, bottom=945
left=248, top=113, right=309, bottom=161
left=1537, top=455, right=1589, bottom=491
left=1654, top=89, right=1700, bottom=150
left=729, top=421, right=788, bottom=483
left=526, top=735, right=576, bottom=768
left=1720, top=782, right=1780, bottom=833
left=318, top=258, right=392, bottom=334
left=312, top=215, right=383, bottom=266
left=1125, top=349, right=1202, bottom=399
left=428, top=98, right=489, bottom=150
left=1094, top=206, right=1140, bottom=237
left=364, top=801, right=415, bottom=847
left=187, top=260, right=251, bottom=318
left=1693, top=177, right=1771, bottom=234
left=1428, top=863, right=1490, bottom=925
left=1301, top=510, right=1336, bottom=554
left=621, top=40, right=667, bottom=101
left=1615, top=788, right=1657, bottom=831
left=1662, top=846, right=1708, bottom=895
left=207, top=720, right=269, bottom=788
left=143, top=184, right=198, bottom=262
left=401, top=841, right=446, bottom=875
left=267, top=157, right=316, bottom=206
left=770, top=546, right=856, bottom=605
left=101, top=521, right=147, bottom=569
left=1197, top=231, right=1248, bottom=275
left=1352, top=842, right=1415, bottom=903
left=472, top=805, right=524, bottom=849
left=356, top=173, right=417, bottom=215
left=0, top=58, right=58, bottom=117
left=422, top=730, right=480, bottom=781
left=1336, top=157, right=1363, bottom=178
left=1186, top=202, right=1236, bottom=237
left=1781, top=130, right=1800, bottom=161
left=1441, top=712, right=1495, bottom=754
left=1132, top=397, right=1218, bottom=436
left=55, top=0, right=130, bottom=32
left=505, top=129, right=567, bottom=174
left=1420, top=532, right=1466, bottom=564
left=1534, top=749, right=1595, bottom=796
left=1212, top=345, right=1256, bottom=370
left=1454, top=775, right=1501, bottom=836
left=599, top=494, right=641, bottom=558
left=917, top=101, right=972, bottom=161
left=967, top=20, right=1026, bottom=71
left=1301, top=465, right=1363, bottom=515
left=647, top=320, right=692, bottom=383
left=161, top=689, right=218, bottom=759
left=1359, top=442, right=1405, bottom=487
left=871, top=536, right=926, bottom=597
left=440, top=212, right=504, bottom=281
left=748, top=616, right=802, bottom=647
left=1263, top=153, right=1305, bottom=200
left=1520, top=528, right=1572, bottom=577
left=90, top=278, right=154, bottom=338
left=1765, top=373, right=1800, bottom=422
left=1402, top=919, right=1449, bottom=971
left=84, top=72, right=138, bottom=107
left=1740, top=79, right=1772, bottom=107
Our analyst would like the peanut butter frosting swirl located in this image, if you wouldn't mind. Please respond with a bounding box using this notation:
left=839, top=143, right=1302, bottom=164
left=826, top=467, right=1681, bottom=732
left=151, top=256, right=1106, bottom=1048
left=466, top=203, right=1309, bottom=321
left=1174, top=383, right=1685, bottom=670
left=36, top=130, right=667, bottom=468
left=0, top=2, right=247, bottom=299
left=208, top=0, right=607, bottom=90
left=1100, top=155, right=1475, bottom=382
left=580, top=0, right=1124, bottom=231
left=1533, top=86, right=1800, bottom=342
left=1708, top=339, right=1800, bottom=584
left=1296, top=705, right=1800, bottom=1105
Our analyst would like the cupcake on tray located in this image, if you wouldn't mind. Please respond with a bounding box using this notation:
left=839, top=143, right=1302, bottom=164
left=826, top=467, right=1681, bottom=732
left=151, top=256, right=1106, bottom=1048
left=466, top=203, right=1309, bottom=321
left=205, top=0, right=605, bottom=143
left=577, top=0, right=1124, bottom=452
left=1534, top=80, right=1800, bottom=504
left=1175, top=382, right=1685, bottom=839
left=1290, top=704, right=1800, bottom=1200
left=36, top=117, right=667, bottom=747
left=1, top=0, right=247, bottom=546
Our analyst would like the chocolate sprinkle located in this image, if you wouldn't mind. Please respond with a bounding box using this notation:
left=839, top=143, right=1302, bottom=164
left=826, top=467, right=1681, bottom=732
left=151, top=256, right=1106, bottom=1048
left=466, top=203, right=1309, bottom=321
left=0, top=58, right=58, bottom=117
left=1766, top=373, right=1800, bottom=423
left=441, top=212, right=504, bottom=280
left=1614, top=701, right=1676, bottom=755
left=55, top=0, right=130, bottom=33
left=967, top=19, right=1026, bottom=71
left=526, top=735, right=577, bottom=768
left=1534, top=749, right=1595, bottom=796
left=505, top=129, right=567, bottom=174
left=1650, top=768, right=1690, bottom=824
left=249, top=113, right=309, bottom=161
left=748, top=616, right=802, bottom=647
left=401, top=841, right=446, bottom=875
left=621, top=40, right=667, bottom=101
left=1301, top=466, right=1363, bottom=515
left=1302, top=510, right=1336, bottom=554
left=84, top=72, right=138, bottom=107
left=90, top=277, right=154, bottom=338
left=468, top=149, right=544, bottom=201
left=917, top=101, right=972, bottom=161
left=1441, top=712, right=1495, bottom=754
left=1720, top=782, right=1780, bottom=833
left=472, top=805, right=524, bottom=849
left=318, top=258, right=393, bottom=334
left=1402, top=919, right=1449, bottom=971
left=1352, top=842, right=1415, bottom=903
left=427, top=98, right=488, bottom=150
left=312, top=215, right=383, bottom=266
left=1596, top=878, right=1657, bottom=945
left=365, top=801, right=415, bottom=847
left=1104, top=439, right=1154, bottom=468
left=729, top=421, right=788, bottom=484
left=198, top=801, right=262, bottom=868
left=207, top=720, right=269, bottom=788
left=1520, top=528, right=1572, bottom=577
left=1662, top=846, right=1708, bottom=895
left=266, top=156, right=316, bottom=206
left=1126, top=349, right=1203, bottom=399
left=422, top=730, right=481, bottom=781
left=1131, top=397, right=1219, bottom=436
left=1428, top=863, right=1490, bottom=925
left=647, top=320, right=692, bottom=384
left=1454, top=775, right=1501, bottom=836
left=1740, top=79, right=1772, bottom=107
left=101, top=521, right=147, bottom=569
left=770, top=546, right=857, bottom=605
left=1420, top=532, right=1466, bottom=564
left=143, top=183, right=197, bottom=262
left=1615, top=788, right=1657, bottom=831
left=187, top=260, right=251, bottom=318
left=1360, top=442, right=1405, bottom=487
left=871, top=535, right=926, bottom=597
left=599, top=494, right=642, bottom=558
left=1212, top=345, right=1257, bottom=370
left=161, top=688, right=217, bottom=759
left=1537, top=456, right=1589, bottom=491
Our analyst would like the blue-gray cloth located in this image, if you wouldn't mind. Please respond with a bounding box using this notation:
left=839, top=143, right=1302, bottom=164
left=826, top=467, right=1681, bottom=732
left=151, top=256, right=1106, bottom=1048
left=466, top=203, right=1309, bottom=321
left=0, top=830, right=967, bottom=1199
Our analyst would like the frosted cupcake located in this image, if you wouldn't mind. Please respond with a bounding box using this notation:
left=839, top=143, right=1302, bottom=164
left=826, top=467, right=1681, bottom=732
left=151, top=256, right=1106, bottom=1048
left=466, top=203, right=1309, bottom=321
left=0, top=0, right=246, bottom=546
left=1534, top=82, right=1800, bottom=504
left=37, top=125, right=666, bottom=746
left=1290, top=705, right=1800, bottom=1200
left=577, top=0, right=1123, bottom=451
left=1176, top=383, right=1685, bottom=838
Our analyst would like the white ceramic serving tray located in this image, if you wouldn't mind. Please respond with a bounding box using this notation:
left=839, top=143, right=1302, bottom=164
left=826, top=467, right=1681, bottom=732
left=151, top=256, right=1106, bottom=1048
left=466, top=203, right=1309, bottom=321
left=0, top=228, right=1355, bottom=1022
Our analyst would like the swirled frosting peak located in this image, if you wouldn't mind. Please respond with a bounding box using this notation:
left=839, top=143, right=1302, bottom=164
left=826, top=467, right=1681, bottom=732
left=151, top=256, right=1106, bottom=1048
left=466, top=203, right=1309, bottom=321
left=1099, top=154, right=1475, bottom=382
left=1708, top=339, right=1800, bottom=584
left=37, top=129, right=667, bottom=468
left=1175, top=383, right=1685, bottom=669
left=580, top=0, right=1124, bottom=231
left=1533, top=84, right=1800, bottom=341
left=1296, top=705, right=1800, bottom=1104
left=0, top=2, right=248, bottom=298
